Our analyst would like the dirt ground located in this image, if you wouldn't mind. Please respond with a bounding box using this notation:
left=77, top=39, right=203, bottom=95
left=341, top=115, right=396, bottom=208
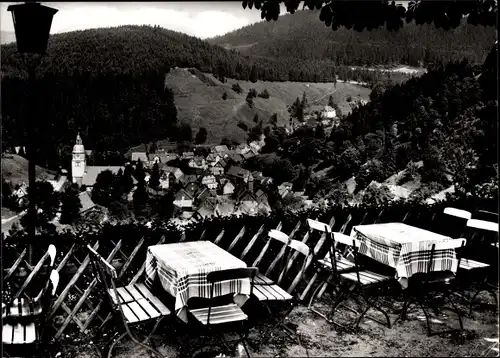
left=61, top=288, right=498, bottom=358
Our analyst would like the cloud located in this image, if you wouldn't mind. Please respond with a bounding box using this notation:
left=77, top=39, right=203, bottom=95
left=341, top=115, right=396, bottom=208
left=0, top=3, right=256, bottom=39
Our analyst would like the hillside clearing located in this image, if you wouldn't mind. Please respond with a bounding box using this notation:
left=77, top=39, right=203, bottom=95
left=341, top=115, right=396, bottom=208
left=2, top=154, right=56, bottom=186
left=164, top=68, right=371, bottom=144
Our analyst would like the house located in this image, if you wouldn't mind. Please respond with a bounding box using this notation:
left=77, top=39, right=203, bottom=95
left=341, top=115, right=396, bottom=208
left=228, top=153, right=244, bottom=165
left=79, top=191, right=96, bottom=215
left=159, top=175, right=170, bottom=190
left=195, top=187, right=216, bottom=206
left=213, top=145, right=230, bottom=154
left=255, top=189, right=272, bottom=213
left=226, top=166, right=252, bottom=183
left=201, top=175, right=218, bottom=190
left=81, top=166, right=125, bottom=188
left=210, top=160, right=226, bottom=176
left=184, top=182, right=201, bottom=199
left=235, top=144, right=251, bottom=154
left=242, top=151, right=256, bottom=160
left=162, top=166, right=184, bottom=180
left=278, top=182, right=293, bottom=198
left=182, top=152, right=195, bottom=160
left=14, top=183, right=28, bottom=201
left=195, top=197, right=218, bottom=218
left=47, top=175, right=68, bottom=193
left=222, top=181, right=235, bottom=196
left=321, top=105, right=337, bottom=119
left=249, top=141, right=262, bottom=153
left=237, top=190, right=259, bottom=216
left=131, top=152, right=149, bottom=163
left=188, top=156, right=208, bottom=170
left=206, top=153, right=221, bottom=166
left=178, top=174, right=199, bottom=187
left=173, top=189, right=193, bottom=209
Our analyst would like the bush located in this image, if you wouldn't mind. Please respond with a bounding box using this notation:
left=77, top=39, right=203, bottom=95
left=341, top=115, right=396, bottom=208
left=246, top=97, right=254, bottom=108
left=248, top=88, right=257, bottom=98
left=258, top=89, right=270, bottom=99
left=237, top=121, right=248, bottom=131
left=222, top=91, right=228, bottom=100
left=232, top=83, right=242, bottom=94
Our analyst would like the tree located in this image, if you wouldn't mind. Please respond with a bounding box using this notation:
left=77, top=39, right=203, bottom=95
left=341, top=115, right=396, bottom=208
left=92, top=170, right=115, bottom=207
left=232, top=83, right=243, bottom=94
left=248, top=88, right=257, bottom=98
left=178, top=123, right=193, bottom=142
left=133, top=182, right=149, bottom=218
left=134, top=159, right=146, bottom=185
left=222, top=91, right=228, bottom=100
left=246, top=96, right=254, bottom=108
left=20, top=181, right=60, bottom=229
left=258, top=89, right=270, bottom=99
left=249, top=65, right=258, bottom=83
left=195, top=127, right=208, bottom=144
left=242, top=1, right=496, bottom=32
left=149, top=162, right=161, bottom=191
left=60, top=183, right=82, bottom=224
left=315, top=123, right=325, bottom=139
left=328, top=95, right=335, bottom=108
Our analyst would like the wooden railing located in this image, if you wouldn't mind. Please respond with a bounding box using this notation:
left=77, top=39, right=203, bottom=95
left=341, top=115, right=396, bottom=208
left=2, top=203, right=459, bottom=339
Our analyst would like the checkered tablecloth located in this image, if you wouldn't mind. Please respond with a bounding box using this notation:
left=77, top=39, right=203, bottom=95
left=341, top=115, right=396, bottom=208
left=145, top=241, right=250, bottom=322
left=351, top=223, right=458, bottom=284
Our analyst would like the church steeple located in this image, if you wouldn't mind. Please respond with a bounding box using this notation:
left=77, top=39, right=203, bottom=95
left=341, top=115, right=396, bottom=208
left=72, top=133, right=86, bottom=186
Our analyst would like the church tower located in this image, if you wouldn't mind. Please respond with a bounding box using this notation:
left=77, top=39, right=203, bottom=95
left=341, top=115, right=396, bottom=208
left=72, top=133, right=86, bottom=186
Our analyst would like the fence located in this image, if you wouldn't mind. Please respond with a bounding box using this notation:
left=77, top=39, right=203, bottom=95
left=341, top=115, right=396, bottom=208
left=0, top=200, right=476, bottom=339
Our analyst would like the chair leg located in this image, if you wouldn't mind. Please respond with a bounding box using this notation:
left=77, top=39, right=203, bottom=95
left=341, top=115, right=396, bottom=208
left=107, top=332, right=127, bottom=358
left=415, top=298, right=433, bottom=337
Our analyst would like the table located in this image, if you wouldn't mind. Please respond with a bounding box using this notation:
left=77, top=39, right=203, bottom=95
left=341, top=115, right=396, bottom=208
left=351, top=223, right=458, bottom=288
left=145, top=241, right=250, bottom=323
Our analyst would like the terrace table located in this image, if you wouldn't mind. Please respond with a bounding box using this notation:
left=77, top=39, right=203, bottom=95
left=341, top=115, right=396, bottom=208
left=351, top=222, right=459, bottom=288
left=145, top=240, right=251, bottom=323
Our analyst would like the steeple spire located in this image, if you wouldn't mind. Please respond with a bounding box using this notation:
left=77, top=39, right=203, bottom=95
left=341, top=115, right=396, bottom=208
left=76, top=132, right=82, bottom=145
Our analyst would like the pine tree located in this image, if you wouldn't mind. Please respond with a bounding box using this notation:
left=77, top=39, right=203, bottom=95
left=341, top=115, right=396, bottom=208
left=149, top=162, right=161, bottom=190
left=195, top=128, right=208, bottom=144
left=134, top=159, right=146, bottom=185
left=60, top=184, right=82, bottom=224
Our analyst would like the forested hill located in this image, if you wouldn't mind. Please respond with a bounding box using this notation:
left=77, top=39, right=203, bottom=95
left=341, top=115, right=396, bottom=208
left=210, top=10, right=496, bottom=67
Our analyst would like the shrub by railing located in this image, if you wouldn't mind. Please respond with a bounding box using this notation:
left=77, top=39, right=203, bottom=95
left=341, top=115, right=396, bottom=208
left=2, top=196, right=495, bottom=339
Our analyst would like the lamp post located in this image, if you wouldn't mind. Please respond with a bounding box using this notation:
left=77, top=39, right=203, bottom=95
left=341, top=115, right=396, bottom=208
left=8, top=2, right=58, bottom=264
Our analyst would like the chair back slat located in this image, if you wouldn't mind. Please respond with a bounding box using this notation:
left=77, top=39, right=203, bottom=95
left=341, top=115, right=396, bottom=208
left=307, top=219, right=332, bottom=233
left=277, top=239, right=312, bottom=287
left=444, top=208, right=472, bottom=220
left=268, top=229, right=290, bottom=245
left=433, top=238, right=467, bottom=251
left=333, top=233, right=355, bottom=246
left=467, top=219, right=499, bottom=233
left=473, top=210, right=499, bottom=223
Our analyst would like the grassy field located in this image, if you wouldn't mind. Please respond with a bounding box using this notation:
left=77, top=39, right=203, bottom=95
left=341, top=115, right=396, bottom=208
left=164, top=67, right=371, bottom=144
left=1, top=154, right=55, bottom=186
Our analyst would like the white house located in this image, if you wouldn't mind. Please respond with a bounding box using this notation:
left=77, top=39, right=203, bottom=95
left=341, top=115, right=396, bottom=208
left=222, top=181, right=235, bottom=196
left=201, top=175, right=218, bottom=190
left=321, top=105, right=337, bottom=119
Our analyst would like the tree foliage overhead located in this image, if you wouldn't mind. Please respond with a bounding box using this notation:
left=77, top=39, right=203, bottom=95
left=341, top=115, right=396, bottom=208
left=242, top=1, right=496, bottom=30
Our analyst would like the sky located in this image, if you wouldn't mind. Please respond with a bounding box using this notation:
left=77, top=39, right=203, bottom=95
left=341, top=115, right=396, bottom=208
left=1, top=2, right=271, bottom=39
left=1, top=1, right=410, bottom=39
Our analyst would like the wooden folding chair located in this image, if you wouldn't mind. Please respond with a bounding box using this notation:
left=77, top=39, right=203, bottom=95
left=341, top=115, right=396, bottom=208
left=87, top=245, right=171, bottom=358
left=397, top=239, right=466, bottom=336
left=3, top=264, right=60, bottom=358
left=459, top=219, right=499, bottom=316
left=306, top=219, right=358, bottom=323
left=327, top=235, right=398, bottom=330
left=252, top=231, right=312, bottom=343
left=188, top=267, right=258, bottom=358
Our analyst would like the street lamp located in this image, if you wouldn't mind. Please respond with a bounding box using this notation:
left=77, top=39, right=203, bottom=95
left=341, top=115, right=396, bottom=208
left=8, top=2, right=58, bottom=264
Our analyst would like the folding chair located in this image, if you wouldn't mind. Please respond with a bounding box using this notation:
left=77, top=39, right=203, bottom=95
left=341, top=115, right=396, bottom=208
left=327, top=235, right=398, bottom=330
left=87, top=245, right=171, bottom=358
left=188, top=267, right=258, bottom=358
left=306, top=219, right=358, bottom=324
left=397, top=239, right=466, bottom=336
left=2, top=268, right=60, bottom=358
left=459, top=219, right=499, bottom=316
left=252, top=231, right=312, bottom=343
